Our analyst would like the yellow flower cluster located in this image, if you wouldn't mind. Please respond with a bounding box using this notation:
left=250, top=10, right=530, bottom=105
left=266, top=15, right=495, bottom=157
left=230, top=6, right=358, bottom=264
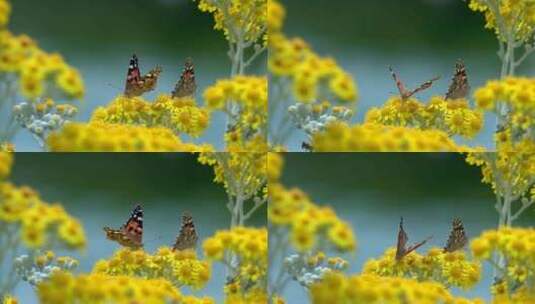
left=268, top=0, right=357, bottom=104
left=198, top=151, right=266, bottom=198
left=471, top=227, right=535, bottom=298
left=0, top=151, right=12, bottom=180
left=267, top=152, right=283, bottom=182
left=0, top=182, right=86, bottom=249
left=474, top=77, right=535, bottom=133
left=47, top=122, right=214, bottom=152
left=310, top=272, right=483, bottom=304
left=0, top=142, right=14, bottom=152
left=311, top=122, right=466, bottom=152
left=267, top=0, right=285, bottom=33
left=93, top=247, right=211, bottom=290
left=1, top=296, right=17, bottom=304
left=269, top=182, right=356, bottom=252
left=365, top=96, right=484, bottom=139
left=363, top=247, right=481, bottom=290
left=0, top=30, right=84, bottom=100
left=203, top=76, right=267, bottom=136
left=194, top=0, right=267, bottom=44
left=91, top=94, right=210, bottom=138
left=37, top=271, right=214, bottom=304
left=467, top=0, right=535, bottom=42
left=466, top=149, right=534, bottom=200
left=0, top=0, right=10, bottom=27
left=202, top=227, right=267, bottom=303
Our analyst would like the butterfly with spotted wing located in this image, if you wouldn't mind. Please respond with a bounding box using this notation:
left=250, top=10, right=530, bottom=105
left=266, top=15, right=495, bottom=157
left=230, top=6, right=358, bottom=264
left=445, top=60, right=470, bottom=100
left=103, top=204, right=143, bottom=249
left=124, top=54, right=162, bottom=97
left=172, top=58, right=197, bottom=98
left=443, top=218, right=468, bottom=252
left=172, top=211, right=198, bottom=251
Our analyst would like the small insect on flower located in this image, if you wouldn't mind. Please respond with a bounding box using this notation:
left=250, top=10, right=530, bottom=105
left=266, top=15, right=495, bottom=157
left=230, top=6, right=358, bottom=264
left=443, top=218, right=468, bottom=252
left=124, top=54, right=162, bottom=97
left=395, top=217, right=432, bottom=261
left=172, top=57, right=197, bottom=98
left=445, top=60, right=470, bottom=100
left=389, top=66, right=440, bottom=101
left=103, top=204, right=143, bottom=249
left=172, top=211, right=198, bottom=251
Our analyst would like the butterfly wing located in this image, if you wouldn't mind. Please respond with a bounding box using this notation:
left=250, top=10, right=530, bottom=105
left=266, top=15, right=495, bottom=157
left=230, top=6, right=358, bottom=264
left=173, top=211, right=198, bottom=251
left=140, top=66, right=162, bottom=93
left=172, top=58, right=197, bottom=98
left=395, top=217, right=408, bottom=260
left=389, top=66, right=409, bottom=98
left=124, top=54, right=143, bottom=97
left=445, top=61, right=469, bottom=100
left=396, top=217, right=431, bottom=260
left=408, top=76, right=440, bottom=98
left=103, top=204, right=143, bottom=249
left=444, top=218, right=468, bottom=252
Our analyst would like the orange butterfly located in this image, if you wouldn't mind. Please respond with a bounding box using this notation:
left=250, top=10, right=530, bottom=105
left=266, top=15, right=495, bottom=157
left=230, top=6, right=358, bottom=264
left=103, top=204, right=143, bottom=249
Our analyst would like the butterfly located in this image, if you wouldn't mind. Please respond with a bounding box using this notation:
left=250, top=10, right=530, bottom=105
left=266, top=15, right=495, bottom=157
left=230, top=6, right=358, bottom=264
left=395, top=217, right=432, bottom=261
left=103, top=204, right=143, bottom=249
left=445, top=60, right=470, bottom=100
left=172, top=211, right=198, bottom=251
left=443, top=218, right=468, bottom=252
left=124, top=54, right=162, bottom=97
left=172, top=58, right=197, bottom=98
left=389, top=66, right=440, bottom=101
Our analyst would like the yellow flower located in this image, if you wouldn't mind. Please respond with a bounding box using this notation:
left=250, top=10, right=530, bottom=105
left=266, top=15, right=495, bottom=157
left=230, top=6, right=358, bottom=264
left=0, top=0, right=11, bottom=27
left=55, top=67, right=84, bottom=99
left=47, top=122, right=213, bottom=152
left=58, top=218, right=86, bottom=249
left=2, top=296, right=17, bottom=304
left=0, top=152, right=13, bottom=180
left=37, top=271, right=200, bottom=304
left=311, top=122, right=465, bottom=152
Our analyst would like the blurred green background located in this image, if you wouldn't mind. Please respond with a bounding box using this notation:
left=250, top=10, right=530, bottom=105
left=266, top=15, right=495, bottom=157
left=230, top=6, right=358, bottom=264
left=8, top=0, right=265, bottom=151
left=276, top=153, right=534, bottom=301
left=276, top=0, right=535, bottom=150
left=9, top=153, right=266, bottom=303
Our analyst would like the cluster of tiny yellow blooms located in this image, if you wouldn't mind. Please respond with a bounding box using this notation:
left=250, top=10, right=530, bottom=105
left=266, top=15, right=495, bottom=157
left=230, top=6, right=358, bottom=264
left=470, top=227, right=535, bottom=300
left=37, top=271, right=214, bottom=304
left=34, top=250, right=79, bottom=270
left=365, top=96, right=484, bottom=139
left=269, top=182, right=356, bottom=252
left=0, top=182, right=86, bottom=249
left=310, top=272, right=484, bottom=304
left=203, top=76, right=267, bottom=135
left=0, top=0, right=10, bottom=27
left=474, top=77, right=535, bottom=132
left=194, top=0, right=266, bottom=44
left=467, top=0, right=535, bottom=42
left=0, top=31, right=84, bottom=100
left=0, top=151, right=12, bottom=180
left=202, top=227, right=267, bottom=304
left=46, top=122, right=214, bottom=152
left=91, top=94, right=210, bottom=138
left=362, top=247, right=481, bottom=290
left=92, top=247, right=211, bottom=290
left=198, top=151, right=266, bottom=198
left=0, top=142, right=14, bottom=152
left=465, top=148, right=534, bottom=200
left=268, top=0, right=358, bottom=104
left=267, top=152, right=283, bottom=182
left=1, top=296, right=17, bottom=304
left=311, top=122, right=468, bottom=152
